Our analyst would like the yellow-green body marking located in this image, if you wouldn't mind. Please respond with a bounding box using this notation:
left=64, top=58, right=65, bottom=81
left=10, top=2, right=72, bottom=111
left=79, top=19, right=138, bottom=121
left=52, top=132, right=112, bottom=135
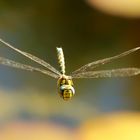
left=57, top=75, right=75, bottom=101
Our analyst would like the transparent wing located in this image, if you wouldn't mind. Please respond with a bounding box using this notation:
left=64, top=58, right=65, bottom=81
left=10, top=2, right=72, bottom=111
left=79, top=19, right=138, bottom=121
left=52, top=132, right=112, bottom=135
left=0, top=57, right=59, bottom=79
left=72, top=47, right=140, bottom=74
left=71, top=68, right=140, bottom=78
left=0, top=38, right=61, bottom=76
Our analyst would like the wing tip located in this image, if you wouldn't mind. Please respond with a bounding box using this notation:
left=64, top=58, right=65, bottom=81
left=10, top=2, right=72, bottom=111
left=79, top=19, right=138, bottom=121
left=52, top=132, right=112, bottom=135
left=56, top=47, right=62, bottom=50
left=134, top=46, right=140, bottom=51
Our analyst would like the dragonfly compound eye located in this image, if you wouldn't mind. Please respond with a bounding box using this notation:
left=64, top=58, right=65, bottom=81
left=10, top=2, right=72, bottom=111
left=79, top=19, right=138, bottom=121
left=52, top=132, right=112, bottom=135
left=59, top=85, right=75, bottom=101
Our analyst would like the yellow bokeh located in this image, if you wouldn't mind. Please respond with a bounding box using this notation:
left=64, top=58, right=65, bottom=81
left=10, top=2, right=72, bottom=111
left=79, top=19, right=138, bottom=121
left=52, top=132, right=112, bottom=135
left=87, top=0, right=140, bottom=18
left=78, top=112, right=140, bottom=140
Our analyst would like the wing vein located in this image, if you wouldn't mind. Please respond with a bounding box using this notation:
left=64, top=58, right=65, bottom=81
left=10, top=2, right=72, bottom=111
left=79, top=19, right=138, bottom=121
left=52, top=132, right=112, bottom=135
left=0, top=38, right=61, bottom=75
left=71, top=68, right=140, bottom=78
left=72, top=47, right=140, bottom=74
left=0, top=57, right=59, bottom=78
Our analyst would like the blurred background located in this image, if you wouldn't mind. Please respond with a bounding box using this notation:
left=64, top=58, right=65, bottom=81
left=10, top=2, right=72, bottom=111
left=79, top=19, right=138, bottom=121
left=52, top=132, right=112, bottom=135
left=0, top=0, right=140, bottom=140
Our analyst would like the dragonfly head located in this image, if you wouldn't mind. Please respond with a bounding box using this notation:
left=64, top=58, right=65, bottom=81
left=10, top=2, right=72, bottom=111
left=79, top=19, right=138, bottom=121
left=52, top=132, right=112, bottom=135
left=60, top=85, right=75, bottom=101
left=57, top=75, right=75, bottom=101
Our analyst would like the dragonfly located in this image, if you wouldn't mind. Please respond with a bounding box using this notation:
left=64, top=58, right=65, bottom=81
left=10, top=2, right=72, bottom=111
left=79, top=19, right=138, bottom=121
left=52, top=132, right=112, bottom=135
left=0, top=38, right=140, bottom=101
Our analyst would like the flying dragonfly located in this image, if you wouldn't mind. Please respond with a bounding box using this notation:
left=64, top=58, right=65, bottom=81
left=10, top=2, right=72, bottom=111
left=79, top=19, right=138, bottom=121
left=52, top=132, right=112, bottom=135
left=0, top=38, right=140, bottom=101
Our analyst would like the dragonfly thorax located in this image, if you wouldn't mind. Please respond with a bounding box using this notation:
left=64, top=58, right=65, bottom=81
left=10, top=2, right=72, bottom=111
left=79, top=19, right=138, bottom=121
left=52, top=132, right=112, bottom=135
left=57, top=75, right=75, bottom=101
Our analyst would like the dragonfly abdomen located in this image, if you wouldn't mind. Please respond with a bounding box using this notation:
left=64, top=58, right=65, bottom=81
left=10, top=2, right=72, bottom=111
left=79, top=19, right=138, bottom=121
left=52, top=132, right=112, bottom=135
left=56, top=47, right=65, bottom=74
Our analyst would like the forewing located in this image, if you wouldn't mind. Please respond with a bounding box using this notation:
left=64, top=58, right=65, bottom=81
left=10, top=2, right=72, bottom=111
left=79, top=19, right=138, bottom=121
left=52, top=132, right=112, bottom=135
left=72, top=47, right=140, bottom=74
left=0, top=38, right=61, bottom=75
left=71, top=68, right=140, bottom=78
left=0, top=57, right=59, bottom=78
